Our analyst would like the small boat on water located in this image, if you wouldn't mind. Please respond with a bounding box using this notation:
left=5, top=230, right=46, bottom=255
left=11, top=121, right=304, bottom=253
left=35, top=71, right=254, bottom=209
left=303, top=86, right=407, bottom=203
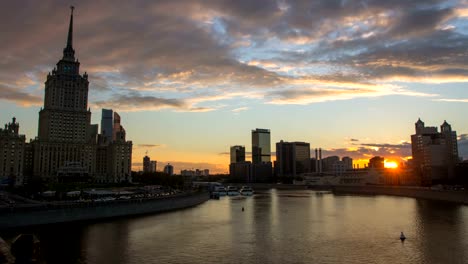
left=227, top=186, right=240, bottom=196
left=239, top=186, right=254, bottom=196
left=400, top=232, right=406, bottom=241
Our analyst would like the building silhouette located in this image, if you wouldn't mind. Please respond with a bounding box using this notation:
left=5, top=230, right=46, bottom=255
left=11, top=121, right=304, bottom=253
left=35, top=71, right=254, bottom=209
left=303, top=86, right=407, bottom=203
left=252, top=129, right=272, bottom=182
left=143, top=156, right=151, bottom=173
left=150, top=161, right=157, bottom=172
left=0, top=118, right=26, bottom=185
left=164, top=164, right=174, bottom=176
left=276, top=141, right=310, bottom=178
left=411, top=119, right=459, bottom=185
left=368, top=156, right=385, bottom=169
left=101, top=109, right=113, bottom=143
left=230, top=145, right=246, bottom=163
left=30, top=7, right=132, bottom=183
left=252, top=128, right=271, bottom=163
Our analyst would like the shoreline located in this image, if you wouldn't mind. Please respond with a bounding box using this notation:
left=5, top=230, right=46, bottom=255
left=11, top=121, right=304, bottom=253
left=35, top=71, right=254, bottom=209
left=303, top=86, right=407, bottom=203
left=228, top=183, right=468, bottom=204
left=0, top=191, right=210, bottom=230
left=332, top=185, right=468, bottom=205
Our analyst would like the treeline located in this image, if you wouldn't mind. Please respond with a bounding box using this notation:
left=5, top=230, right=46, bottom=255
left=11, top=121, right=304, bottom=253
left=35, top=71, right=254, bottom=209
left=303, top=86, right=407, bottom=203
left=131, top=172, right=185, bottom=188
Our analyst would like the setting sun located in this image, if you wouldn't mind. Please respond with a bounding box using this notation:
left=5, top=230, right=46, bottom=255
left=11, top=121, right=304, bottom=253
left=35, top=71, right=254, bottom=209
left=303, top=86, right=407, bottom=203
left=384, top=160, right=398, bottom=169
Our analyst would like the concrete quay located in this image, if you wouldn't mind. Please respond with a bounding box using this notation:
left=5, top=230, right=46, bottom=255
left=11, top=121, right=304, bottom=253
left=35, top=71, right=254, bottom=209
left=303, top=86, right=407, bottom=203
left=332, top=185, right=468, bottom=205
left=0, top=191, right=210, bottom=230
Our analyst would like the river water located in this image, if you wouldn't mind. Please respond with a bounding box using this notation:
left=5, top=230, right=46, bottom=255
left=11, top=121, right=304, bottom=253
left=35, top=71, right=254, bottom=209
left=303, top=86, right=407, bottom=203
left=15, top=190, right=468, bottom=263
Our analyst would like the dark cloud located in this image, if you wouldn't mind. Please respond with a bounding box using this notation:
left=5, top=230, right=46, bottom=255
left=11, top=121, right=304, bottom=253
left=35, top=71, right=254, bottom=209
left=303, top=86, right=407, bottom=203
left=389, top=8, right=454, bottom=38
left=357, top=142, right=411, bottom=149
left=350, top=138, right=359, bottom=142
left=0, top=0, right=467, bottom=109
left=0, top=85, right=42, bottom=106
left=137, top=144, right=161, bottom=148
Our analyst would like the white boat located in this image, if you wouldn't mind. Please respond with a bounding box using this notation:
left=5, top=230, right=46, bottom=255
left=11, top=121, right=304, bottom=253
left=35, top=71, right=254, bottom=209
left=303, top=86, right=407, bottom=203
left=227, top=186, right=240, bottom=196
left=239, top=186, right=254, bottom=196
left=213, top=186, right=227, bottom=196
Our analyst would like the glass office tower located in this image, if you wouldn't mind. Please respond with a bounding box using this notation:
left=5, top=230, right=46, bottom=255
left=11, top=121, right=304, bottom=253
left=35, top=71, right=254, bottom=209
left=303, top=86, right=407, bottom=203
left=252, top=128, right=271, bottom=164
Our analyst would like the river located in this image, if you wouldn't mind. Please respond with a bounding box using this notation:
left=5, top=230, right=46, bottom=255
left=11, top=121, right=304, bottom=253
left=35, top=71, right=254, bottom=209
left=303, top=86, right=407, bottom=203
left=5, top=189, right=468, bottom=263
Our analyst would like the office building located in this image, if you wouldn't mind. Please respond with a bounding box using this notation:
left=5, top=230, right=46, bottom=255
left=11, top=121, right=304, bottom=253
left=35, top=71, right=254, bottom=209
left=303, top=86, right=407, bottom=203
left=143, top=156, right=151, bottom=173
left=164, top=164, right=174, bottom=176
left=101, top=109, right=113, bottom=143
left=230, top=145, right=246, bottom=163
left=411, top=119, right=459, bottom=185
left=150, top=161, right=157, bottom=172
left=252, top=128, right=271, bottom=164
left=276, top=141, right=311, bottom=177
left=368, top=156, right=385, bottom=169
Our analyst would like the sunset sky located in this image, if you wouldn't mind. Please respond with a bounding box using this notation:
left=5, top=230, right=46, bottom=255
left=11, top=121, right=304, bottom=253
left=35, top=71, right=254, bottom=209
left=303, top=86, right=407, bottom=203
left=1, top=0, right=467, bottom=173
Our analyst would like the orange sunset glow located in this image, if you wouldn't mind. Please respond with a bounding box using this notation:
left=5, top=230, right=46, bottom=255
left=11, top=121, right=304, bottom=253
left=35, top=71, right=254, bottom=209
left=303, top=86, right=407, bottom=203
left=384, top=160, right=399, bottom=169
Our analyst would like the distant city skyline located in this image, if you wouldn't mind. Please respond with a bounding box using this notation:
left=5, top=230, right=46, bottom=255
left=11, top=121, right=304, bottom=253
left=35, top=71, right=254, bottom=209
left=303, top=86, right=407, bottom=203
left=1, top=1, right=468, bottom=173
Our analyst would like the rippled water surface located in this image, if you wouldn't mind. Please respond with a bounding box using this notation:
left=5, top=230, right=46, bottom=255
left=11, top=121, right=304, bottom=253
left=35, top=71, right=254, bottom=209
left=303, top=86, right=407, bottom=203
left=27, top=190, right=468, bottom=263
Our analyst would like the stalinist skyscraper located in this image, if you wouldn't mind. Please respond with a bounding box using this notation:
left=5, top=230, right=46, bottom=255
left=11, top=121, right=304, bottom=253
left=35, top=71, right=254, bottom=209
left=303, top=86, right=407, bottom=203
left=32, top=7, right=132, bottom=183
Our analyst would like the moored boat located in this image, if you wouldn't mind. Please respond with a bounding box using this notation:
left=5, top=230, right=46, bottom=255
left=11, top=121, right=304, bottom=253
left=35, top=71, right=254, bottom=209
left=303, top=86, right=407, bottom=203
left=239, top=186, right=254, bottom=196
left=227, top=186, right=240, bottom=196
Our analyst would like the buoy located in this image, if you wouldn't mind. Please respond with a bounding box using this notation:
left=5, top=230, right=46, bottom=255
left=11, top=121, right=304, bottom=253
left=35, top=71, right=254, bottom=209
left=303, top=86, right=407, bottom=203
left=242, top=207, right=244, bottom=212
left=400, top=232, right=406, bottom=241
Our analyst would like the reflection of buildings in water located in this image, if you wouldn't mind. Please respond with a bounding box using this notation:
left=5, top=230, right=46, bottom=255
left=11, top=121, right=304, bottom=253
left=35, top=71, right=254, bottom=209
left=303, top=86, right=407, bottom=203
left=84, top=221, right=130, bottom=264
left=415, top=200, right=466, bottom=263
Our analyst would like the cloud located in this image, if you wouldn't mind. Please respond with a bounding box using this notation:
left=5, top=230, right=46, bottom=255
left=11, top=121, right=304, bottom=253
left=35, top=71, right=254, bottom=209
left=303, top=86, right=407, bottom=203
left=92, top=93, right=217, bottom=112
left=350, top=138, right=359, bottom=142
left=0, top=0, right=467, bottom=110
left=0, top=84, right=42, bottom=106
left=137, top=144, right=162, bottom=148
left=433, top=98, right=468, bottom=103
left=231, top=107, right=249, bottom=113
left=321, top=141, right=412, bottom=161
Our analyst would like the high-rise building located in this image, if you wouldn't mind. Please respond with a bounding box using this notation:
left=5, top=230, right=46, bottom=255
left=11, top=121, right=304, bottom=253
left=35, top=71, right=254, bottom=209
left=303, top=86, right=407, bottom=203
left=164, top=164, right=174, bottom=176
left=230, top=145, right=246, bottom=163
left=150, top=161, right=157, bottom=172
left=276, top=141, right=310, bottom=177
left=252, top=128, right=271, bottom=164
left=342, top=157, right=353, bottom=170
left=33, top=7, right=95, bottom=180
left=368, top=156, right=384, bottom=169
left=32, top=7, right=132, bottom=183
left=143, top=155, right=151, bottom=173
left=411, top=119, right=459, bottom=185
left=0, top=118, right=26, bottom=186
left=101, top=109, right=113, bottom=143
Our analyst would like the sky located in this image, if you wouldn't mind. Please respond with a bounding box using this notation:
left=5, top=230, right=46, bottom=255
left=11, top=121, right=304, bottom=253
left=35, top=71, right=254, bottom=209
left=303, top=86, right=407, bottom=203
left=1, top=0, right=468, bottom=173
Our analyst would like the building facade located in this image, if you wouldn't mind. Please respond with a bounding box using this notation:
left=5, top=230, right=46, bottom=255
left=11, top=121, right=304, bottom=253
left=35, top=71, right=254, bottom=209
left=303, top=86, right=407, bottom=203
left=101, top=109, right=113, bottom=143
left=252, top=128, right=271, bottom=164
left=0, top=118, right=26, bottom=186
left=275, top=141, right=310, bottom=178
left=30, top=8, right=132, bottom=183
left=230, top=145, right=246, bottom=163
left=164, top=164, right=174, bottom=176
left=411, top=119, right=459, bottom=185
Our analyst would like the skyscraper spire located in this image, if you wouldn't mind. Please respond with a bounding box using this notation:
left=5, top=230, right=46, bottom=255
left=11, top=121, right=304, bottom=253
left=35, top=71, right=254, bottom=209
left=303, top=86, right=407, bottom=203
left=67, top=6, right=74, bottom=48
left=63, top=6, right=75, bottom=61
